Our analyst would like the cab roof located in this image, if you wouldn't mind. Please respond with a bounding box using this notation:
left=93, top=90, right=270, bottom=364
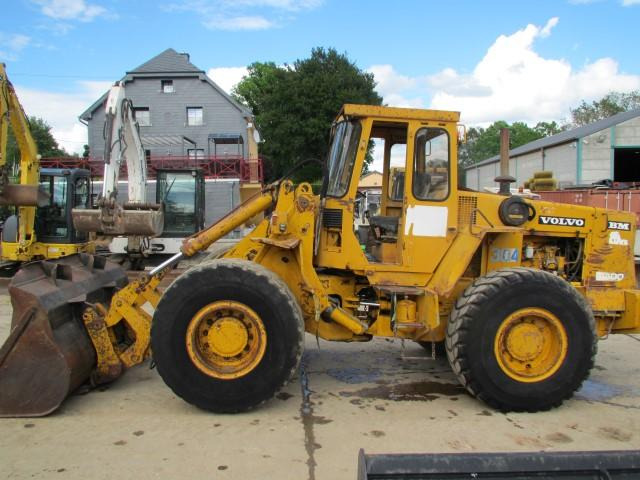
left=339, top=104, right=460, bottom=123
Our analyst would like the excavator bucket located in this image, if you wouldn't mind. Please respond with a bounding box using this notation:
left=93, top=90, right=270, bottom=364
left=0, top=254, right=128, bottom=417
left=72, top=203, right=164, bottom=236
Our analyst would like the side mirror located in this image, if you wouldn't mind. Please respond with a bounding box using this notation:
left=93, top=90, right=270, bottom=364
left=457, top=124, right=467, bottom=144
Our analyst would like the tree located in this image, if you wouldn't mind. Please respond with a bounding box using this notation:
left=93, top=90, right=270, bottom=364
left=5, top=116, right=67, bottom=168
left=233, top=48, right=382, bottom=181
left=459, top=120, right=563, bottom=167
left=570, top=91, right=640, bottom=127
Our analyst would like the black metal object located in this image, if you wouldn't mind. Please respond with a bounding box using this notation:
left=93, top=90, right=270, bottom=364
left=323, top=208, right=343, bottom=228
left=357, top=449, right=640, bottom=479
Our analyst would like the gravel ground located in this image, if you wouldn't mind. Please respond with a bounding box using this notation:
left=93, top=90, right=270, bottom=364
left=0, top=292, right=639, bottom=479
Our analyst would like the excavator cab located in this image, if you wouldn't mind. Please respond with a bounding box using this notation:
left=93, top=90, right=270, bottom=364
left=1, top=168, right=93, bottom=260
left=156, top=168, right=205, bottom=239
left=34, top=168, right=91, bottom=244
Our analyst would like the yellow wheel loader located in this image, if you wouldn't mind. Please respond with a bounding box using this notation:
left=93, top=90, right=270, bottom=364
left=1, top=104, right=639, bottom=417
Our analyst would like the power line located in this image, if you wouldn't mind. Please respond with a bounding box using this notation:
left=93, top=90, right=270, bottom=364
left=8, top=73, right=114, bottom=80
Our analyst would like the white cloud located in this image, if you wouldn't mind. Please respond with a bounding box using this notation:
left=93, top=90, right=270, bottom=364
left=206, top=67, right=248, bottom=93
left=368, top=18, right=640, bottom=127
left=0, top=33, right=31, bottom=61
left=367, top=65, right=424, bottom=108
left=32, top=0, right=109, bottom=22
left=622, top=0, right=640, bottom=5
left=540, top=17, right=559, bottom=37
left=203, top=15, right=273, bottom=31
left=14, top=80, right=112, bottom=154
left=221, top=0, right=322, bottom=10
left=165, top=0, right=323, bottom=30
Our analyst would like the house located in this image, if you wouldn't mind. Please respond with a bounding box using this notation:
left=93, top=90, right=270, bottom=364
left=80, top=48, right=257, bottom=160
left=358, top=170, right=382, bottom=191
left=79, top=48, right=261, bottom=229
left=464, top=108, right=640, bottom=190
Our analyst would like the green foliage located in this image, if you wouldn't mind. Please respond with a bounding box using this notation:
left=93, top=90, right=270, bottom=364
left=233, top=47, right=382, bottom=181
left=460, top=120, right=564, bottom=167
left=5, top=116, right=67, bottom=167
left=570, top=91, right=640, bottom=126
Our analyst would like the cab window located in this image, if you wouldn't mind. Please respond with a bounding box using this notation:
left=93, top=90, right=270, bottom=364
left=413, top=128, right=450, bottom=201
left=326, top=120, right=361, bottom=198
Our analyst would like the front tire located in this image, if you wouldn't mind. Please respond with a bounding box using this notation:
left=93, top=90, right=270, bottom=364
left=151, top=259, right=305, bottom=413
left=446, top=268, right=596, bottom=412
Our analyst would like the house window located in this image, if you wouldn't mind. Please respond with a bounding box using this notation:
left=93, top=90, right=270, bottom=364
left=161, top=80, right=174, bottom=93
left=187, top=107, right=203, bottom=126
left=187, top=149, right=205, bottom=159
left=133, top=107, right=150, bottom=126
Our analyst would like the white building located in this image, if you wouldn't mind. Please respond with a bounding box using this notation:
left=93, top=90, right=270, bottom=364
left=464, top=108, right=640, bottom=190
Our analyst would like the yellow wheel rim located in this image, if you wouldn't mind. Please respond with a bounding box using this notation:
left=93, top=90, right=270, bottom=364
left=186, top=301, right=267, bottom=380
left=494, top=308, right=568, bottom=383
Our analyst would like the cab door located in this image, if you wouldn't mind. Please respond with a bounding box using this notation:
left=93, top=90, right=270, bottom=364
left=400, top=124, right=458, bottom=273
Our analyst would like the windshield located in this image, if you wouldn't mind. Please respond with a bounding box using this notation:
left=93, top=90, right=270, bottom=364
left=326, top=120, right=361, bottom=198
left=158, top=172, right=197, bottom=235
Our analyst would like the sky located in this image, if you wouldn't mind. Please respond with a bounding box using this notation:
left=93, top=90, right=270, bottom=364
left=2, top=0, right=640, bottom=154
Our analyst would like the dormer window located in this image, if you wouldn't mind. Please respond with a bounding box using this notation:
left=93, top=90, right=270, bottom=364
left=162, top=80, right=174, bottom=93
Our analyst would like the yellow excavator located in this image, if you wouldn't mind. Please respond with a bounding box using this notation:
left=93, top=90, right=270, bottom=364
left=0, top=63, right=95, bottom=264
left=1, top=102, right=639, bottom=417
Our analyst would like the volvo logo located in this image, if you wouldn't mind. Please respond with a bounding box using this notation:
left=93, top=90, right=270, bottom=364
left=538, top=216, right=585, bottom=227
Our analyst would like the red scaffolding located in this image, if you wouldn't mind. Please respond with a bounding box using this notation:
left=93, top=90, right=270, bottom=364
left=40, top=156, right=263, bottom=183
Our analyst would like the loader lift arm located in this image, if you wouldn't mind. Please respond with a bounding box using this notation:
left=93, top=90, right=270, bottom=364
left=79, top=186, right=276, bottom=385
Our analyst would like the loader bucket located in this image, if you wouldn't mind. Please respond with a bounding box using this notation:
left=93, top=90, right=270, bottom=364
left=0, top=254, right=128, bottom=417
left=72, top=203, right=164, bottom=236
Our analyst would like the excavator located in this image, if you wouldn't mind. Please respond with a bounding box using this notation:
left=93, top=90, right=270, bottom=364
left=1, top=102, right=639, bottom=421
left=0, top=65, right=163, bottom=268
left=72, top=81, right=164, bottom=267
left=0, top=63, right=94, bottom=265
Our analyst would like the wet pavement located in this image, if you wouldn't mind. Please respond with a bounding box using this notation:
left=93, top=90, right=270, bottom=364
left=0, top=292, right=639, bottom=479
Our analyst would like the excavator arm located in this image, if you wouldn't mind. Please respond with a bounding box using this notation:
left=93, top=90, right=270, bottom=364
left=71, top=82, right=163, bottom=258
left=0, top=63, right=49, bottom=254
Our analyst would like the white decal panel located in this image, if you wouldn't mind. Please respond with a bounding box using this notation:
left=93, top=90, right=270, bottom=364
left=608, top=231, right=629, bottom=246
left=595, top=271, right=625, bottom=282
left=404, top=205, right=448, bottom=237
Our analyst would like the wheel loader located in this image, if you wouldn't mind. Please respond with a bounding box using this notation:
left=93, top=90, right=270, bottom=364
left=1, top=103, right=639, bottom=417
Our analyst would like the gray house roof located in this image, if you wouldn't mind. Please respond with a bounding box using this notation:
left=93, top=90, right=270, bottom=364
left=128, top=48, right=202, bottom=74
left=79, top=48, right=252, bottom=120
left=467, top=107, right=640, bottom=170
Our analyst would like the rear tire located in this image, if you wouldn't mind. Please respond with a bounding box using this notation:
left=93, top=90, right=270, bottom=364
left=446, top=268, right=596, bottom=412
left=151, top=259, right=305, bottom=413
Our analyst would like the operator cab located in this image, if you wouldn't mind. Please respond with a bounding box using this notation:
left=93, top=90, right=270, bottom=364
left=317, top=105, right=460, bottom=275
left=1, top=168, right=91, bottom=246
left=155, top=168, right=205, bottom=239
left=36, top=168, right=92, bottom=244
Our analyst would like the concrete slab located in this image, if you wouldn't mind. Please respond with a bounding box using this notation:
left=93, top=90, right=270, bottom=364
left=0, top=292, right=638, bottom=480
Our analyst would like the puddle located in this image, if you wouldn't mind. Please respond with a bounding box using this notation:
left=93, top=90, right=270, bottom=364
left=326, top=367, right=381, bottom=384
left=340, top=380, right=464, bottom=402
left=576, top=380, right=624, bottom=401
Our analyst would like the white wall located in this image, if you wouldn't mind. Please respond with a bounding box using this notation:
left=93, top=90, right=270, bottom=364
left=581, top=128, right=611, bottom=183
left=615, top=116, right=640, bottom=146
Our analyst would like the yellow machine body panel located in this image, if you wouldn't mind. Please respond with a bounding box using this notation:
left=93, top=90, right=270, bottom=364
left=225, top=104, right=640, bottom=342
